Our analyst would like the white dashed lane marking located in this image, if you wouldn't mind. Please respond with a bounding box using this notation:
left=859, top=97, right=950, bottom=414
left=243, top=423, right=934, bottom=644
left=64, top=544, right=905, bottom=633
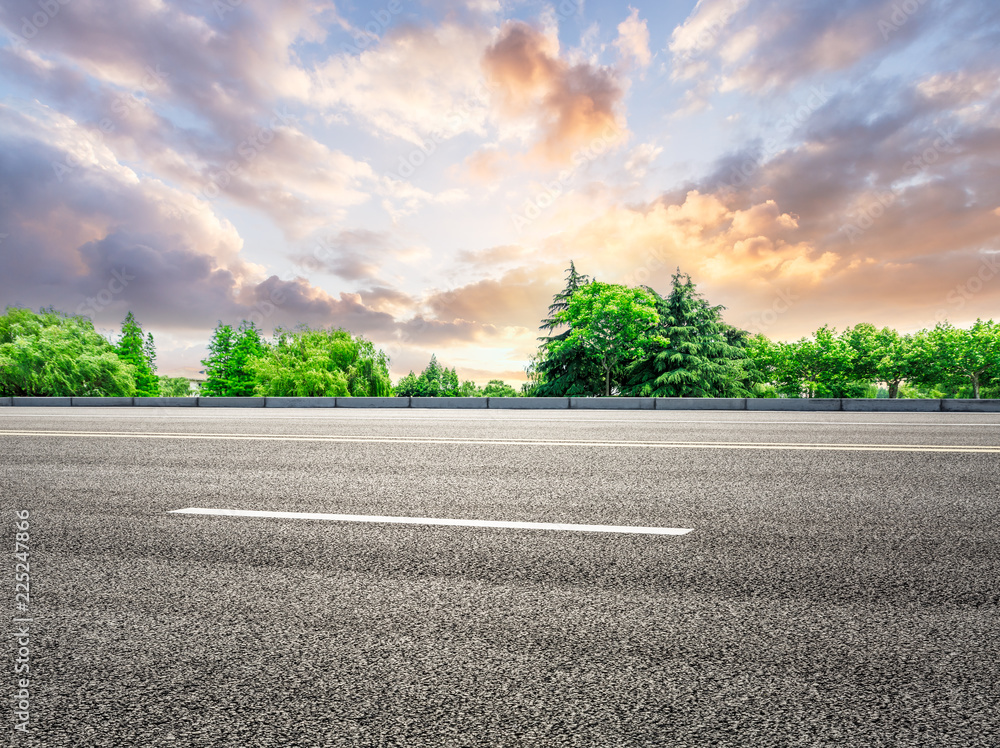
left=168, top=507, right=694, bottom=536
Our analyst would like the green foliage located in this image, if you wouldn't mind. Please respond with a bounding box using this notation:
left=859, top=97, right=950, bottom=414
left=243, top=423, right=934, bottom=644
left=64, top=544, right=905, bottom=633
left=394, top=371, right=420, bottom=397
left=200, top=321, right=267, bottom=397
left=916, top=320, right=1000, bottom=399
left=457, top=380, right=481, bottom=397
left=158, top=376, right=192, bottom=397
left=0, top=307, right=137, bottom=396
left=554, top=281, right=659, bottom=396
left=482, top=379, right=518, bottom=398
left=534, top=262, right=605, bottom=396
left=248, top=326, right=392, bottom=397
left=116, top=312, right=158, bottom=396
left=624, top=271, right=748, bottom=397
left=395, top=355, right=461, bottom=397
left=774, top=325, right=871, bottom=398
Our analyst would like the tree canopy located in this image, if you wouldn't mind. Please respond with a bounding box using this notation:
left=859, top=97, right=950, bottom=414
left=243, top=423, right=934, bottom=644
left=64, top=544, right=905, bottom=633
left=0, top=307, right=138, bottom=396
left=624, top=271, right=747, bottom=397
left=553, top=281, right=659, bottom=396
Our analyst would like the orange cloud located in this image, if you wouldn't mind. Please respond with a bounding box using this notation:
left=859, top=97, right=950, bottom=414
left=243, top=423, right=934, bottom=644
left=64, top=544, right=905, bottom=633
left=482, top=21, right=626, bottom=165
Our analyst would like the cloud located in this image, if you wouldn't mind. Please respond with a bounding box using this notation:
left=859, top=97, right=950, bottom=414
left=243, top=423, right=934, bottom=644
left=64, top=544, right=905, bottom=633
left=0, top=4, right=375, bottom=239
left=669, top=0, right=950, bottom=98
left=615, top=7, right=652, bottom=68
left=531, top=64, right=1000, bottom=338
left=310, top=22, right=493, bottom=144
left=482, top=21, right=627, bottom=164
left=0, top=100, right=393, bottom=337
left=290, top=229, right=391, bottom=281
left=424, top=266, right=558, bottom=330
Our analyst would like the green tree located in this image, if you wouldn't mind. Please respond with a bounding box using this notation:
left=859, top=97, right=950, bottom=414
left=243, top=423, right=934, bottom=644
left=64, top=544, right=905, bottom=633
left=414, top=354, right=444, bottom=397
left=0, top=307, right=136, bottom=396
left=404, top=355, right=461, bottom=397
left=534, top=262, right=604, bottom=396
left=923, top=320, right=1000, bottom=399
left=554, top=282, right=659, bottom=396
left=625, top=271, right=748, bottom=397
left=843, top=324, right=914, bottom=398
left=158, top=376, right=192, bottom=397
left=228, top=321, right=266, bottom=396
left=482, top=379, right=518, bottom=397
left=200, top=322, right=236, bottom=397
left=248, top=326, right=391, bottom=397
left=457, top=380, right=481, bottom=397
left=200, top=321, right=264, bottom=397
left=346, top=338, right=393, bottom=397
left=394, top=371, right=420, bottom=397
left=116, top=312, right=158, bottom=396
left=773, top=325, right=872, bottom=398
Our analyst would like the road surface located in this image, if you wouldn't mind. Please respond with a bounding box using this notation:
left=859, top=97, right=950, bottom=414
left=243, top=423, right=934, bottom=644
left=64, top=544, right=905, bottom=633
left=2, top=408, right=999, bottom=746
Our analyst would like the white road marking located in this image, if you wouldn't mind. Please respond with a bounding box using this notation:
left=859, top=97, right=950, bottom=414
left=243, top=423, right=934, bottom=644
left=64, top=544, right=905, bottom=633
left=169, top=507, right=693, bottom=535
left=2, top=429, right=999, bottom=453
left=1, top=412, right=998, bottom=426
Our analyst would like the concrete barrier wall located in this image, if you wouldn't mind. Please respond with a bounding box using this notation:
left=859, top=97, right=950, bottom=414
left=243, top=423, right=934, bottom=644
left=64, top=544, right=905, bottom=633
left=657, top=398, right=746, bottom=410
left=265, top=397, right=337, bottom=408
left=748, top=398, right=843, bottom=411
left=570, top=397, right=654, bottom=410
left=135, top=397, right=198, bottom=407
left=489, top=397, right=569, bottom=409
left=71, top=397, right=134, bottom=406
left=3, top=396, right=999, bottom=411
left=942, top=399, right=1000, bottom=413
left=335, top=397, right=410, bottom=408
left=412, top=397, right=488, bottom=409
left=11, top=397, right=73, bottom=406
left=196, top=397, right=266, bottom=408
left=843, top=399, right=940, bottom=412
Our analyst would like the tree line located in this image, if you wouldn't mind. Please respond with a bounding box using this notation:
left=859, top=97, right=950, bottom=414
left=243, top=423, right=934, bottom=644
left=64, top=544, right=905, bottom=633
left=525, top=263, right=1000, bottom=399
left=0, top=308, right=391, bottom=398
left=0, top=307, right=190, bottom=397
left=3, top=271, right=998, bottom=399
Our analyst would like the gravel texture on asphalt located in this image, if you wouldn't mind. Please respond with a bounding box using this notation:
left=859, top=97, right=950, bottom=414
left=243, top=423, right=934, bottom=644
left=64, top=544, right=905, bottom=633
left=2, top=408, right=999, bottom=747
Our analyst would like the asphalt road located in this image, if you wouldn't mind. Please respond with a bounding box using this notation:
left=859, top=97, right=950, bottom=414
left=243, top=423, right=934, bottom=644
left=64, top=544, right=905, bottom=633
left=2, top=408, right=999, bottom=747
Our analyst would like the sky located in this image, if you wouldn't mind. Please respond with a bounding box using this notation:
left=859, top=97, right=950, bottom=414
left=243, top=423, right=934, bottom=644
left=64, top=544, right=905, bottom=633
left=0, top=0, right=998, bottom=383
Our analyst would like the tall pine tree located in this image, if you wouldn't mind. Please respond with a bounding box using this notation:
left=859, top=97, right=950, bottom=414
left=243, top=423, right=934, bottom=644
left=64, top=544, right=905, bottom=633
left=534, top=261, right=604, bottom=396
left=117, top=312, right=158, bottom=396
left=624, top=270, right=748, bottom=397
left=200, top=321, right=266, bottom=396
left=200, top=322, right=236, bottom=397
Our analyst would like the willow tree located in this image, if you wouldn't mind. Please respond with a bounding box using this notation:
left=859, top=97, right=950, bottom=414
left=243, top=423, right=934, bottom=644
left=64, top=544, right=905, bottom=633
left=0, top=307, right=136, bottom=396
